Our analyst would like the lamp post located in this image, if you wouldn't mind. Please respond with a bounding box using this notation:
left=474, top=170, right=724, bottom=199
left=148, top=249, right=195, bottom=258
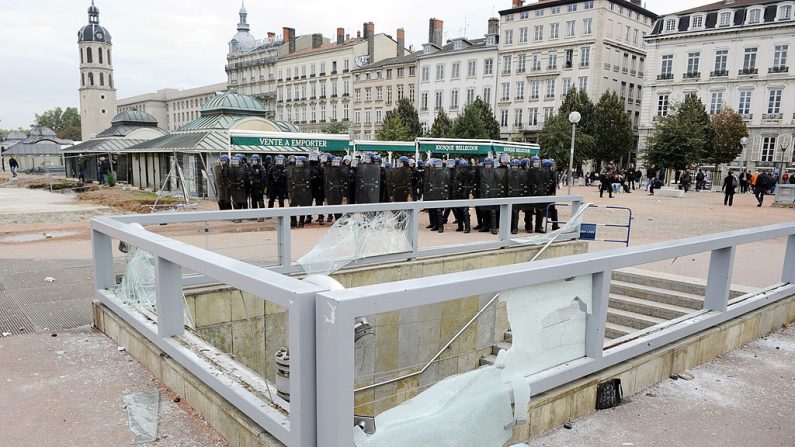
left=567, top=111, right=581, bottom=196
left=779, top=134, right=791, bottom=179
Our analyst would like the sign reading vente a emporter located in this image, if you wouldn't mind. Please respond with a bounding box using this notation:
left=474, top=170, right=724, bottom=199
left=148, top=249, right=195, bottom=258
left=231, top=136, right=350, bottom=151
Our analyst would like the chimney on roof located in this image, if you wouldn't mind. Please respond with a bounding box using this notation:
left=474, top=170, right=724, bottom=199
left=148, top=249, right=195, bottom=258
left=356, top=30, right=361, bottom=38
left=267, top=31, right=275, bottom=42
left=282, top=27, right=296, bottom=53
left=396, top=28, right=405, bottom=57
left=428, top=18, right=443, bottom=47
left=337, top=27, right=345, bottom=45
left=312, top=33, right=323, bottom=49
left=512, top=0, right=524, bottom=7
left=487, top=17, right=499, bottom=35
left=365, top=22, right=375, bottom=64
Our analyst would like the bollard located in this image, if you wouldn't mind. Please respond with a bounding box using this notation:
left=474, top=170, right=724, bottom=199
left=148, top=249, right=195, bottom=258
left=275, top=347, right=290, bottom=402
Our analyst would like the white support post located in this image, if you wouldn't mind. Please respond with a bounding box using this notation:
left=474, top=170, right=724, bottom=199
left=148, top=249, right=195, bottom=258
left=782, top=234, right=795, bottom=284
left=498, top=203, right=511, bottom=241
left=408, top=207, right=420, bottom=257
left=704, top=246, right=735, bottom=312
left=278, top=216, right=292, bottom=268
left=92, top=229, right=115, bottom=290
left=585, top=271, right=611, bottom=359
left=289, top=290, right=320, bottom=446
left=154, top=256, right=184, bottom=337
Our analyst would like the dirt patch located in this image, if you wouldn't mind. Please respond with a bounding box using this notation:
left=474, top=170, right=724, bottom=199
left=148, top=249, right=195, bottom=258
left=77, top=188, right=181, bottom=213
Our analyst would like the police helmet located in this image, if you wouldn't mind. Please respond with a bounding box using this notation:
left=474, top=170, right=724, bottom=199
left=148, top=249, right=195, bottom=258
left=499, top=153, right=510, bottom=164
left=409, top=158, right=416, bottom=167
left=384, top=162, right=393, bottom=169
left=446, top=159, right=456, bottom=168
left=483, top=157, right=494, bottom=166
left=417, top=160, right=425, bottom=168
left=332, top=156, right=342, bottom=166
left=520, top=158, right=530, bottom=166
left=309, top=152, right=319, bottom=161
left=251, top=154, right=261, bottom=160
left=373, top=154, right=382, bottom=165
left=547, top=158, right=556, bottom=166
left=230, top=156, right=241, bottom=166
left=275, top=155, right=285, bottom=165
left=398, top=156, right=410, bottom=168
left=219, top=154, right=230, bottom=162
left=530, top=155, right=541, bottom=168
left=459, top=160, right=470, bottom=168
left=320, top=153, right=330, bottom=163
left=433, top=158, right=443, bottom=168
left=364, top=152, right=374, bottom=163
left=510, top=159, right=520, bottom=167
left=542, top=159, right=553, bottom=168
left=296, top=156, right=307, bottom=167
left=343, top=155, right=352, bottom=164
left=264, top=155, right=272, bottom=162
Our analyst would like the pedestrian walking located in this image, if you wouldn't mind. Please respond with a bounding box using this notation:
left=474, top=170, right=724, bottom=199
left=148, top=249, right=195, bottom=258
left=754, top=171, right=769, bottom=207
left=8, top=156, right=19, bottom=177
left=722, top=170, right=738, bottom=206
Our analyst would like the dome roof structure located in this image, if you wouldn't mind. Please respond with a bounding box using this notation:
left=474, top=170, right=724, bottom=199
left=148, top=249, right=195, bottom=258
left=78, top=1, right=112, bottom=44
left=28, top=126, right=58, bottom=137
left=200, top=90, right=267, bottom=116
left=228, top=3, right=257, bottom=54
left=111, top=110, right=158, bottom=126
left=4, top=131, right=28, bottom=141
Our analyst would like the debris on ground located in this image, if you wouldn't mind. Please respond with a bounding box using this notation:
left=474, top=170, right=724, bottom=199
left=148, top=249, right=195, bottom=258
left=44, top=276, right=55, bottom=282
left=122, top=390, right=160, bottom=444
left=117, top=346, right=126, bottom=352
left=677, top=372, right=695, bottom=380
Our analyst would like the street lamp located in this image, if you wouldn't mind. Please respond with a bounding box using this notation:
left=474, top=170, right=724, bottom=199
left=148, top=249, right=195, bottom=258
left=567, top=111, right=581, bottom=196
left=740, top=136, right=749, bottom=169
left=779, top=134, right=791, bottom=177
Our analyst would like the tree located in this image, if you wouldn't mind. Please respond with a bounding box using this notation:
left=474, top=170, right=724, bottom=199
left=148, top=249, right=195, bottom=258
left=320, top=121, right=348, bottom=134
left=384, top=98, right=421, bottom=139
left=427, top=109, right=453, bottom=138
left=448, top=99, right=501, bottom=140
left=709, top=107, right=748, bottom=167
left=537, top=113, right=596, bottom=167
left=34, top=107, right=81, bottom=140
left=469, top=98, right=501, bottom=139
left=592, top=91, right=634, bottom=166
left=645, top=95, right=714, bottom=171
left=377, top=114, right=412, bottom=141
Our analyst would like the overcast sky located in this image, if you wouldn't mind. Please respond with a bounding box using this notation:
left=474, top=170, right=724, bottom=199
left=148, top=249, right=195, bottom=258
left=0, top=0, right=699, bottom=130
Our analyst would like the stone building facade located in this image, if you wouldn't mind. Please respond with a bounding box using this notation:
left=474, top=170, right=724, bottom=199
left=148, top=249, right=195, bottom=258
left=116, top=83, right=228, bottom=131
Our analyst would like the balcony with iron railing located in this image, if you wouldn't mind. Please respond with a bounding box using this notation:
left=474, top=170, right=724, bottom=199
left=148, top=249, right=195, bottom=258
left=738, top=68, right=758, bottom=75
left=763, top=113, right=783, bottom=120
left=710, top=70, right=728, bottom=77
left=769, top=65, right=789, bottom=73
left=656, top=73, right=674, bottom=80
left=683, top=72, right=701, bottom=79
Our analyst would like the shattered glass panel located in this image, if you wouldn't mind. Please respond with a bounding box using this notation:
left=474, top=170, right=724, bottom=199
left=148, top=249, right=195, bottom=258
left=354, top=275, right=593, bottom=446
left=122, top=390, right=160, bottom=444
left=298, top=211, right=411, bottom=275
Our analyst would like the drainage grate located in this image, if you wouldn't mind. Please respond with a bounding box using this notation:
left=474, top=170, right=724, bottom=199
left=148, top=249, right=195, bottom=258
left=20, top=299, right=93, bottom=331
left=9, top=284, right=94, bottom=305
left=0, top=293, right=37, bottom=336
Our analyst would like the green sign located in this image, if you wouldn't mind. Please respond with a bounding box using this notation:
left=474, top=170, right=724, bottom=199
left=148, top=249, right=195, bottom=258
left=418, top=142, right=492, bottom=155
left=355, top=142, right=416, bottom=153
left=231, top=136, right=350, bottom=151
left=493, top=144, right=540, bottom=156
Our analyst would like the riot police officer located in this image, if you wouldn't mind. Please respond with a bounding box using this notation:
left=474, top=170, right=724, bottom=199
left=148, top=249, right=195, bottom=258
left=355, top=152, right=381, bottom=204
left=307, top=152, right=325, bottom=225
left=288, top=156, right=313, bottom=228
left=424, top=158, right=450, bottom=233
left=506, top=159, right=528, bottom=234
left=477, top=157, right=505, bottom=234
left=212, top=154, right=232, bottom=210
left=413, top=159, right=425, bottom=201
left=543, top=159, right=560, bottom=230
left=248, top=155, right=267, bottom=220
left=527, top=156, right=546, bottom=233
left=441, top=159, right=457, bottom=225
left=387, top=156, right=413, bottom=202
left=324, top=156, right=347, bottom=221
left=450, top=159, right=474, bottom=233
left=228, top=156, right=249, bottom=223
left=343, top=155, right=356, bottom=204
left=267, top=155, right=288, bottom=208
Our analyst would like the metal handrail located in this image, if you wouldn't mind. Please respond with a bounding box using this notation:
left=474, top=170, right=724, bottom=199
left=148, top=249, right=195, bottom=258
left=354, top=203, right=592, bottom=392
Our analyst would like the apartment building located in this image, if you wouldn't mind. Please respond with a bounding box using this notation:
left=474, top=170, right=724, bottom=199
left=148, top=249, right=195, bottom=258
left=416, top=18, right=500, bottom=134
left=350, top=33, right=417, bottom=140
left=116, top=83, right=228, bottom=131
left=497, top=0, right=656, bottom=142
left=638, top=0, right=795, bottom=168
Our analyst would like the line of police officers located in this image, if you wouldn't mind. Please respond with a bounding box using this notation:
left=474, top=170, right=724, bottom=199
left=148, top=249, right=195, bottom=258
left=212, top=152, right=560, bottom=233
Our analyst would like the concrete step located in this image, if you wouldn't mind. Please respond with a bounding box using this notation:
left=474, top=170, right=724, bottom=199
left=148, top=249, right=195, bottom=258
left=608, top=293, right=692, bottom=320
left=612, top=269, right=748, bottom=299
left=607, top=308, right=666, bottom=330
left=504, top=330, right=512, bottom=343
left=480, top=354, right=497, bottom=366
left=492, top=341, right=512, bottom=355
left=610, top=280, right=704, bottom=310
left=605, top=321, right=636, bottom=339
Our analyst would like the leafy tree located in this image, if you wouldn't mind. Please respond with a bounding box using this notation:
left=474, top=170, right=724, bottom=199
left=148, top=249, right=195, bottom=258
left=34, top=107, right=81, bottom=140
left=320, top=121, right=348, bottom=134
left=428, top=109, right=453, bottom=138
left=377, top=114, right=412, bottom=141
left=469, top=98, right=501, bottom=139
left=538, top=113, right=596, bottom=167
left=450, top=102, right=488, bottom=139
left=709, top=107, right=748, bottom=167
left=645, top=95, right=714, bottom=171
left=384, top=98, right=421, bottom=138
left=592, top=91, right=634, bottom=166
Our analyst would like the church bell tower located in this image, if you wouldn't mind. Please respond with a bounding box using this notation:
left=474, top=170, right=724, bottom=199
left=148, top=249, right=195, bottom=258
left=77, top=1, right=116, bottom=140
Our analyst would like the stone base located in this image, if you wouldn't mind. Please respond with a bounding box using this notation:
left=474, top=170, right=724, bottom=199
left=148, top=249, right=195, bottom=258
left=655, top=187, right=685, bottom=198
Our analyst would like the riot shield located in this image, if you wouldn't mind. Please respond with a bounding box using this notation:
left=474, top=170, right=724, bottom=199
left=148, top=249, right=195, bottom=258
left=355, top=163, right=381, bottom=204
left=324, top=165, right=346, bottom=205
left=288, top=166, right=313, bottom=206
left=388, top=166, right=413, bottom=202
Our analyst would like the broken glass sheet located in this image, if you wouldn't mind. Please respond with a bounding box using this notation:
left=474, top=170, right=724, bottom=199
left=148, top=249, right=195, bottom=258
left=510, top=203, right=590, bottom=246
left=298, top=211, right=411, bottom=275
left=354, top=275, right=593, bottom=446
left=122, top=390, right=160, bottom=444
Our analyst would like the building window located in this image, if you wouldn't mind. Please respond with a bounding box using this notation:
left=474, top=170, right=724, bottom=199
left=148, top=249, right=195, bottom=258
left=620, top=82, right=627, bottom=99
left=562, top=78, right=572, bottom=94
left=779, top=5, right=792, bottom=20
left=107, top=49, right=111, bottom=65
left=687, top=52, right=700, bottom=75
left=530, top=80, right=539, bottom=99
left=657, top=94, right=669, bottom=116
left=660, top=54, right=673, bottom=77
left=88, top=72, right=94, bottom=85
left=773, top=45, right=789, bottom=69
left=578, top=76, right=588, bottom=92
left=421, top=92, right=429, bottom=111
left=543, top=107, right=554, bottom=121
left=517, top=54, right=526, bottom=73
left=505, top=29, right=513, bottom=44
left=520, top=27, right=529, bottom=43
left=484, top=58, right=494, bottom=75
left=451, top=89, right=459, bottom=109
left=583, top=18, right=592, bottom=35
left=501, top=82, right=510, bottom=101
left=98, top=47, right=103, bottom=64
left=421, top=66, right=430, bottom=81
left=548, top=52, right=558, bottom=70
left=709, top=91, right=724, bottom=114
left=584, top=1, right=594, bottom=9
left=566, top=21, right=575, bottom=37
left=532, top=54, right=541, bottom=71
left=568, top=4, right=577, bottom=12
left=409, top=84, right=415, bottom=102
left=365, top=110, right=371, bottom=124
left=580, top=47, right=590, bottom=67
left=664, top=19, right=676, bottom=32
left=505, top=13, right=515, bottom=22
left=466, top=87, right=476, bottom=104
left=483, top=87, right=491, bottom=104
left=502, top=55, right=512, bottom=74
left=768, top=89, right=783, bottom=114
left=545, top=79, right=555, bottom=98
left=521, top=11, right=530, bottom=19
left=99, top=72, right=104, bottom=86
left=719, top=11, right=732, bottom=27
left=742, top=48, right=758, bottom=74
left=748, top=8, right=761, bottom=24
left=452, top=62, right=460, bottom=79
left=550, top=23, right=559, bottom=39
left=86, top=47, right=93, bottom=63
left=514, top=109, right=523, bottom=126
left=355, top=88, right=361, bottom=101
left=738, top=91, right=752, bottom=115
left=81, top=73, right=85, bottom=86
left=436, top=64, right=445, bottom=80
left=534, top=25, right=543, bottom=41
left=467, top=60, right=477, bottom=77
left=628, top=83, right=634, bottom=102
left=714, top=49, right=728, bottom=74
left=528, top=107, right=539, bottom=125
left=500, top=109, right=509, bottom=127
left=516, top=81, right=525, bottom=100
left=397, top=84, right=404, bottom=100
left=435, top=91, right=443, bottom=110
left=354, top=111, right=361, bottom=124
left=376, top=86, right=383, bottom=100
left=762, top=137, right=777, bottom=162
